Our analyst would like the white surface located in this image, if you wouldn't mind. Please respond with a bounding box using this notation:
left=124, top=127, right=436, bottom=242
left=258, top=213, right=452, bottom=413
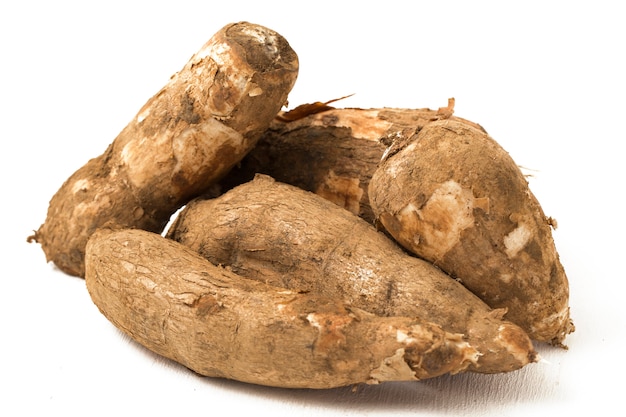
left=2, top=1, right=624, bottom=415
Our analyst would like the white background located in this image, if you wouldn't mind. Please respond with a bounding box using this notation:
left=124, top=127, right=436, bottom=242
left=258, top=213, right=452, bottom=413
left=2, top=1, right=624, bottom=415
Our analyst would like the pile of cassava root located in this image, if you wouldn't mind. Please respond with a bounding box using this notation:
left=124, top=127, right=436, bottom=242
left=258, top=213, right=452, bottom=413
left=28, top=22, right=574, bottom=389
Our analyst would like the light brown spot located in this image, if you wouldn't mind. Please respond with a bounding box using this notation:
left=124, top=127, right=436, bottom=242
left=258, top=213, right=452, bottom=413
left=315, top=170, right=363, bottom=215
left=388, top=180, right=476, bottom=260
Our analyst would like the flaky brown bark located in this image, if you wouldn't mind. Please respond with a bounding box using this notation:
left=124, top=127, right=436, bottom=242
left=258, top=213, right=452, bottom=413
left=29, top=22, right=299, bottom=277
left=85, top=228, right=479, bottom=389
left=369, top=120, right=574, bottom=345
left=167, top=175, right=537, bottom=374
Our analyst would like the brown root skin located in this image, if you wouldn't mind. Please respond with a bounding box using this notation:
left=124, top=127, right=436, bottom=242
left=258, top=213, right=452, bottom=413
left=85, top=228, right=479, bottom=389
left=368, top=119, right=574, bottom=345
left=29, top=22, right=299, bottom=277
left=218, top=107, right=486, bottom=224
left=167, top=175, right=537, bottom=374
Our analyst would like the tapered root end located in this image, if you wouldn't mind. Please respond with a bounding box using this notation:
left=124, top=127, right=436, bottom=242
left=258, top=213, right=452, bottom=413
left=531, top=304, right=575, bottom=348
left=496, top=323, right=539, bottom=368
left=465, top=310, right=538, bottom=374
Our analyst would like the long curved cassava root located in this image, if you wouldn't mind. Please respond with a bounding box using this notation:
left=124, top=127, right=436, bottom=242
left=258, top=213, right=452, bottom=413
left=166, top=175, right=538, bottom=374
left=219, top=104, right=485, bottom=224
left=368, top=119, right=574, bottom=345
left=85, top=228, right=480, bottom=389
left=28, top=22, right=299, bottom=277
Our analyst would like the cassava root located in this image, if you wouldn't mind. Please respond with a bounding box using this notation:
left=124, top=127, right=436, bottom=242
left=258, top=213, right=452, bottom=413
left=28, top=21, right=298, bottom=277
left=85, top=228, right=480, bottom=389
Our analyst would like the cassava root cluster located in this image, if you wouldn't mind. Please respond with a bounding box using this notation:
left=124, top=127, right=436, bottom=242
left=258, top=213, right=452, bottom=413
left=29, top=22, right=573, bottom=390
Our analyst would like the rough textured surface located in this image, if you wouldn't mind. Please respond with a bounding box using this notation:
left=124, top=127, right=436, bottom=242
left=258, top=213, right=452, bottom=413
left=167, top=175, right=537, bottom=374
left=219, top=106, right=485, bottom=224
left=28, top=22, right=299, bottom=277
left=85, top=228, right=479, bottom=389
left=368, top=119, right=574, bottom=345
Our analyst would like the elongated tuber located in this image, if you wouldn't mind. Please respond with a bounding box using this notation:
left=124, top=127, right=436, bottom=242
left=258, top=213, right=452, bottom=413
left=85, top=228, right=479, bottom=389
left=28, top=22, right=299, bottom=277
left=167, top=175, right=537, bottom=373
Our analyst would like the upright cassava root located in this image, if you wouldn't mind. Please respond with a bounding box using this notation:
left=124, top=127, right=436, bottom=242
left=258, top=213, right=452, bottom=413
left=28, top=22, right=299, bottom=277
left=167, top=175, right=537, bottom=374
left=368, top=119, right=574, bottom=345
left=85, top=228, right=479, bottom=389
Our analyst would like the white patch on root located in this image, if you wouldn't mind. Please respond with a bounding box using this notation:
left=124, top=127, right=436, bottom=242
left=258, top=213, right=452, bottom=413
left=136, top=107, right=150, bottom=123
left=247, top=84, right=263, bottom=97
left=448, top=334, right=481, bottom=370
left=496, top=324, right=534, bottom=365
left=136, top=275, right=158, bottom=291
left=120, top=118, right=244, bottom=191
left=395, top=180, right=477, bottom=261
left=71, top=178, right=90, bottom=194
left=239, top=26, right=279, bottom=53
left=503, top=218, right=533, bottom=258
left=499, top=273, right=513, bottom=284
left=306, top=313, right=322, bottom=330
left=195, top=40, right=231, bottom=66
left=396, top=329, right=418, bottom=345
